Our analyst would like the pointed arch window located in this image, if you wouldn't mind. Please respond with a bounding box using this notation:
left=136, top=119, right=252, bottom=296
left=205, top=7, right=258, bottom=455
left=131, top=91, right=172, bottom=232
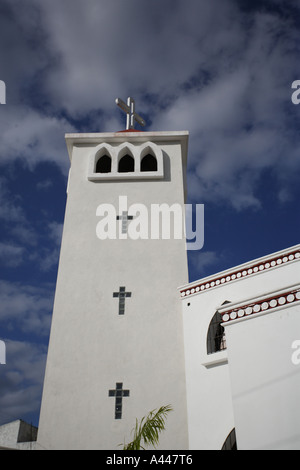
left=96, top=155, right=112, bottom=173
left=141, top=154, right=157, bottom=172
left=207, top=301, right=230, bottom=355
left=88, top=141, right=164, bottom=181
left=221, top=428, right=237, bottom=450
left=118, top=154, right=135, bottom=173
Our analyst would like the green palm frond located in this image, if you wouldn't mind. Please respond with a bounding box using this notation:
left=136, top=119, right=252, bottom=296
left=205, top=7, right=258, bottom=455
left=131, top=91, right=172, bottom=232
left=122, top=404, right=173, bottom=450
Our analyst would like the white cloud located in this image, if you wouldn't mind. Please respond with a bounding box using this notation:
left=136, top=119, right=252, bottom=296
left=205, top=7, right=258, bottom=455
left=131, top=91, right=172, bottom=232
left=188, top=250, right=220, bottom=277
left=10, top=224, right=39, bottom=247
left=0, top=178, right=41, bottom=252
left=36, top=247, right=60, bottom=273
left=0, top=340, right=47, bottom=424
left=19, top=0, right=237, bottom=116
left=47, top=221, right=63, bottom=246
left=36, top=179, right=53, bottom=191
left=26, top=222, right=62, bottom=272
left=0, top=0, right=298, bottom=428
left=0, top=281, right=53, bottom=336
left=0, top=177, right=25, bottom=223
left=0, top=106, right=75, bottom=175
left=0, top=243, right=25, bottom=268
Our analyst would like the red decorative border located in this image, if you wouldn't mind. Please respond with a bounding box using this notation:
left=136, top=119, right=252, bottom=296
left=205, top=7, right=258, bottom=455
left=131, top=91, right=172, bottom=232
left=180, top=248, right=300, bottom=298
left=220, top=288, right=300, bottom=323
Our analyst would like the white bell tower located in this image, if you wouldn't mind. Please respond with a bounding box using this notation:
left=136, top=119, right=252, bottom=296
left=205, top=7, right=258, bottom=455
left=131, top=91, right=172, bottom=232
left=37, top=99, right=189, bottom=450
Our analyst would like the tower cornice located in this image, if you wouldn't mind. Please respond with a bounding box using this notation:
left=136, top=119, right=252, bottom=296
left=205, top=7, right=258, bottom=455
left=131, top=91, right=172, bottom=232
left=65, top=131, right=189, bottom=162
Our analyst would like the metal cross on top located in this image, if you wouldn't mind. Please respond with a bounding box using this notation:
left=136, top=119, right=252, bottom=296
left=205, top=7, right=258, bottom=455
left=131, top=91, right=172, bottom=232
left=115, top=97, right=146, bottom=130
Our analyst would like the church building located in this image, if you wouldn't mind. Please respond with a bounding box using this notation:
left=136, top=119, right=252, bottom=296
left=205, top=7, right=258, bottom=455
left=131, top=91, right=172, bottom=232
left=181, top=244, right=300, bottom=450
left=0, top=98, right=299, bottom=450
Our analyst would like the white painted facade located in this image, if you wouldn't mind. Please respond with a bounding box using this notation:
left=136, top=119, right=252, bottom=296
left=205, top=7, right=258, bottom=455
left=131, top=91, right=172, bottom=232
left=37, top=131, right=189, bottom=450
left=0, top=127, right=297, bottom=450
left=220, top=283, right=300, bottom=450
left=180, top=244, right=300, bottom=450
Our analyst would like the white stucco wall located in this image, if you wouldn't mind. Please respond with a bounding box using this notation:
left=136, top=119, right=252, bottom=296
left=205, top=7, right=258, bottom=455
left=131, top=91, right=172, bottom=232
left=222, top=285, right=300, bottom=450
left=181, top=244, right=300, bottom=450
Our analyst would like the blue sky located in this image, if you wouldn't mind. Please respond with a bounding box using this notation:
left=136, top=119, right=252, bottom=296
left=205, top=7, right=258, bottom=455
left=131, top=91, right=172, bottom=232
left=0, top=0, right=299, bottom=427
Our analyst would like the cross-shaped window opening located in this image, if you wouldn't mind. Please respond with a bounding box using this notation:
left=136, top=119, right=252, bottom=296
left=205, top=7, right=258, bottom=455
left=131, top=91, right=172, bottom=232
left=108, top=382, right=130, bottom=419
left=113, top=287, right=132, bottom=315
